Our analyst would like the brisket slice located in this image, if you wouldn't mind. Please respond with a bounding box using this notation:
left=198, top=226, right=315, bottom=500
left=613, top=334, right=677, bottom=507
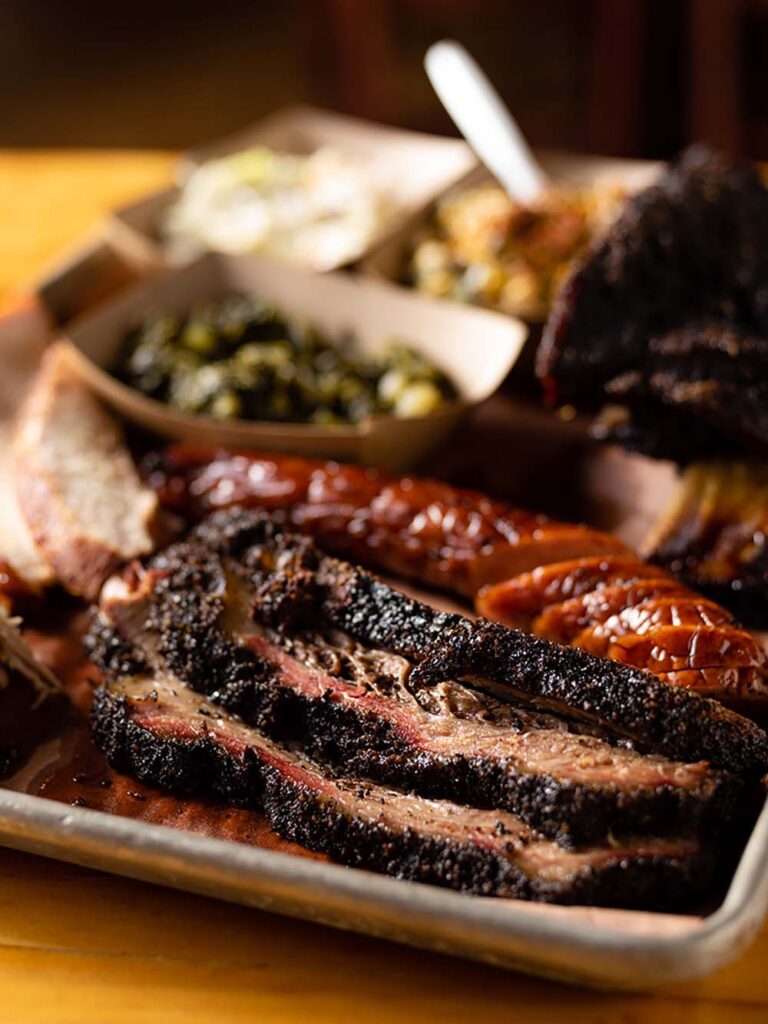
left=91, top=559, right=731, bottom=847
left=91, top=674, right=713, bottom=910
left=91, top=508, right=768, bottom=777
left=190, top=510, right=762, bottom=775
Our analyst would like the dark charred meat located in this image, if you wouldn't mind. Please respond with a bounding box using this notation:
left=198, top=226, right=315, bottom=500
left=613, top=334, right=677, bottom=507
left=90, top=542, right=734, bottom=847
left=89, top=508, right=768, bottom=779
left=91, top=675, right=713, bottom=910
left=603, top=325, right=768, bottom=460
left=88, top=509, right=768, bottom=907
left=537, top=146, right=768, bottom=461
left=143, top=445, right=631, bottom=598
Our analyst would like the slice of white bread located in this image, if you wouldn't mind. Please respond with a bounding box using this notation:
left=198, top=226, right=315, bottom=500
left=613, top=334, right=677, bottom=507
left=14, top=342, right=159, bottom=600
left=0, top=424, right=55, bottom=594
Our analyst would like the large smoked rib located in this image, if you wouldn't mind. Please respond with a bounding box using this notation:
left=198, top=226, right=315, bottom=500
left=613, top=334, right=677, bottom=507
left=144, top=445, right=630, bottom=598
left=92, top=675, right=711, bottom=910
left=90, top=509, right=768, bottom=784
left=477, top=555, right=768, bottom=709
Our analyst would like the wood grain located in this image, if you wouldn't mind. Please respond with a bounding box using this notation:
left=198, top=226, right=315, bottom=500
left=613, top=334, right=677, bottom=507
left=0, top=149, right=764, bottom=1022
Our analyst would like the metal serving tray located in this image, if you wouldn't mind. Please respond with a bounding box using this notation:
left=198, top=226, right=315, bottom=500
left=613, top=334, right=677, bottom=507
left=0, top=786, right=766, bottom=990
left=4, top=243, right=768, bottom=993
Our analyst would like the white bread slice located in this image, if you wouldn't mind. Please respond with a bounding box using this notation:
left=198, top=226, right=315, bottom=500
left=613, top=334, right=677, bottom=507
left=14, top=342, right=159, bottom=600
left=0, top=424, right=54, bottom=595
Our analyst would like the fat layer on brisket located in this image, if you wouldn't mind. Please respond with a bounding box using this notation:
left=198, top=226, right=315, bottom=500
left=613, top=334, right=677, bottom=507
left=91, top=673, right=714, bottom=910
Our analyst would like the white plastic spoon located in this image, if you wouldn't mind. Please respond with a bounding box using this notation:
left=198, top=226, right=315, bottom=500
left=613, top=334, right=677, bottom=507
left=425, top=39, right=549, bottom=204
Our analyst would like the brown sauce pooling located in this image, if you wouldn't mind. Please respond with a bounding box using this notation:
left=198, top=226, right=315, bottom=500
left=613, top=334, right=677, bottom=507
left=5, top=605, right=317, bottom=859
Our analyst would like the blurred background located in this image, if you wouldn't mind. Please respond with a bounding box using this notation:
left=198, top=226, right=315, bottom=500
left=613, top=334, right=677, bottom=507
left=0, top=0, right=766, bottom=159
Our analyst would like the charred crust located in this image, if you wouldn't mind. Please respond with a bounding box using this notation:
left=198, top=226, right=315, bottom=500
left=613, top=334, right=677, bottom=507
left=316, top=562, right=467, bottom=661
left=299, top=694, right=737, bottom=846
left=85, top=614, right=148, bottom=678
left=87, top=508, right=751, bottom=846
left=89, top=586, right=736, bottom=846
left=539, top=147, right=768, bottom=400
left=90, top=685, right=714, bottom=911
left=411, top=618, right=768, bottom=777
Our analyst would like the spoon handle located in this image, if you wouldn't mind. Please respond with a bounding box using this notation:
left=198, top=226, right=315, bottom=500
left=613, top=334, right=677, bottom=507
left=425, top=39, right=548, bottom=204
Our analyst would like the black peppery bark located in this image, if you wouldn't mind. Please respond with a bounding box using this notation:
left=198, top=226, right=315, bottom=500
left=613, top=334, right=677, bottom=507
left=186, top=508, right=768, bottom=775
left=601, top=324, right=768, bottom=461
left=90, top=609, right=735, bottom=849
left=409, top=618, right=768, bottom=777
left=91, top=681, right=714, bottom=911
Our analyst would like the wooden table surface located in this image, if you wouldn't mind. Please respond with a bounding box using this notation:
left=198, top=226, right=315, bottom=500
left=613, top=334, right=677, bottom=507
left=1, top=149, right=767, bottom=1023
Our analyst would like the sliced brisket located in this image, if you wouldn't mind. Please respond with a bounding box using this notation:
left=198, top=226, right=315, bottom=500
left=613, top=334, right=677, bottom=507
left=89, top=510, right=767, bottom=849
left=91, top=674, right=713, bottom=910
left=92, top=566, right=730, bottom=847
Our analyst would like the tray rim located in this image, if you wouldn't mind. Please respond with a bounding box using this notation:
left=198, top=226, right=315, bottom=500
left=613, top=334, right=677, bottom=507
left=0, top=780, right=766, bottom=990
